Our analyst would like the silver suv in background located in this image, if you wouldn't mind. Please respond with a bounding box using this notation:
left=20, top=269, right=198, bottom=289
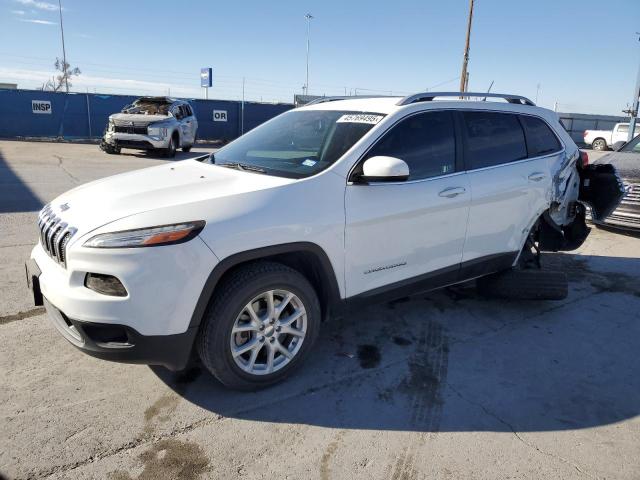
left=100, top=97, right=198, bottom=157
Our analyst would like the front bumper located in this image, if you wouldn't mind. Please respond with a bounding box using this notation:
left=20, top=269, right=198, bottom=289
left=43, top=295, right=197, bottom=370
left=104, top=132, right=169, bottom=150
left=26, top=257, right=198, bottom=370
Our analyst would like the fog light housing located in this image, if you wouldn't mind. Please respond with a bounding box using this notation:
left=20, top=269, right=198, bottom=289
left=85, top=273, right=128, bottom=297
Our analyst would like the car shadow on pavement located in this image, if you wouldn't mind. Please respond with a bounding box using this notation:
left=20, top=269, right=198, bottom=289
left=152, top=252, right=640, bottom=433
left=0, top=149, right=43, bottom=213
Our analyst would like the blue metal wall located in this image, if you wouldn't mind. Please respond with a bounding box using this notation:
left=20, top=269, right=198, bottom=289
left=0, top=89, right=293, bottom=141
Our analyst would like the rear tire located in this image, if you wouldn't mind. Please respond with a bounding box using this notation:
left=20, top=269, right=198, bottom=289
left=197, top=261, right=321, bottom=391
left=477, top=269, right=568, bottom=300
left=592, top=138, right=607, bottom=151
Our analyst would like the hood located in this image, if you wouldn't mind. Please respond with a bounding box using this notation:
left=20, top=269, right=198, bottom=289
left=47, top=160, right=293, bottom=238
left=109, top=113, right=170, bottom=124
left=594, top=152, right=640, bottom=182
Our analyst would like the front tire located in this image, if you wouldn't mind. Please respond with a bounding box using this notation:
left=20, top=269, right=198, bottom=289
left=164, top=135, right=177, bottom=158
left=592, top=138, right=607, bottom=151
left=197, top=261, right=321, bottom=390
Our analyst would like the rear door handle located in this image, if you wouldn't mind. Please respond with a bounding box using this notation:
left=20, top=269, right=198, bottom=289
left=528, top=172, right=546, bottom=182
left=438, top=187, right=466, bottom=198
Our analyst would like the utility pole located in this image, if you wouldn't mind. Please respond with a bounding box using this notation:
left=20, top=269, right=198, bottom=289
left=58, top=0, right=69, bottom=93
left=304, top=13, right=314, bottom=96
left=459, top=0, right=474, bottom=95
left=627, top=32, right=640, bottom=142
left=535, top=83, right=541, bottom=104
left=241, top=77, right=245, bottom=135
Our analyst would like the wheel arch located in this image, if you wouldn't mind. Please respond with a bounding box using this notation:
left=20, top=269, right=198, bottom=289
left=188, top=242, right=342, bottom=330
left=592, top=137, right=607, bottom=148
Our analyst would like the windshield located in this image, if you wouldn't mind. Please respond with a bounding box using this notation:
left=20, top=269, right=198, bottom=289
left=122, top=100, right=171, bottom=115
left=211, top=110, right=385, bottom=178
left=620, top=135, right=640, bottom=153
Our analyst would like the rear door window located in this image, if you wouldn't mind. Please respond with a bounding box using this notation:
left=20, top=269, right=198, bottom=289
left=462, top=111, right=527, bottom=169
left=365, top=110, right=456, bottom=180
left=520, top=115, right=562, bottom=157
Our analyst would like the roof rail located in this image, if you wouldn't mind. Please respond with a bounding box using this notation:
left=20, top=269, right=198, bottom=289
left=397, top=92, right=536, bottom=106
left=304, top=95, right=394, bottom=106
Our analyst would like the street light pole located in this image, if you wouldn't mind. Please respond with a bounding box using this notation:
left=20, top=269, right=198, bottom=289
left=304, top=13, right=314, bottom=96
left=627, top=33, right=640, bottom=142
left=459, top=0, right=474, bottom=95
left=58, top=0, right=69, bottom=93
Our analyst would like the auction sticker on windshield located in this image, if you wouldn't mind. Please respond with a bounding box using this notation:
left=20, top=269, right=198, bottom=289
left=336, top=114, right=384, bottom=124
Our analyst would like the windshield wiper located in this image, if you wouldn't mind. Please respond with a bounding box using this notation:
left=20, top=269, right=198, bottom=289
left=217, top=162, right=266, bottom=174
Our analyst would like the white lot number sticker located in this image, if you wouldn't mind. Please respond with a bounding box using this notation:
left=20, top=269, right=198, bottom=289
left=336, top=114, right=383, bottom=125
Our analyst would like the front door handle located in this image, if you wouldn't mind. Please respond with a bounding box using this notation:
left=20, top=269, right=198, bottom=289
left=438, top=187, right=466, bottom=198
left=528, top=172, right=546, bottom=182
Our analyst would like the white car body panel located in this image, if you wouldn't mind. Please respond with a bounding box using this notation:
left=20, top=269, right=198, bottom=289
left=462, top=154, right=553, bottom=263
left=345, top=172, right=470, bottom=297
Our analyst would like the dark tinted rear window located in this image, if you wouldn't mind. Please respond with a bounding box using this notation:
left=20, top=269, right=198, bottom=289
left=463, top=111, right=527, bottom=169
left=520, top=115, right=561, bottom=157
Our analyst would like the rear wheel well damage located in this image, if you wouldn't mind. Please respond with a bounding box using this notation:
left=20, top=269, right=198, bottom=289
left=189, top=243, right=341, bottom=332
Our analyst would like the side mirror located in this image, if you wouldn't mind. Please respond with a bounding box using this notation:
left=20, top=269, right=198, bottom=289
left=357, top=156, right=410, bottom=183
left=612, top=141, right=626, bottom=152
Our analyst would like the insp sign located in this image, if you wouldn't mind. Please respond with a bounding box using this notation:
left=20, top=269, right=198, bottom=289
left=213, top=110, right=227, bottom=122
left=32, top=100, right=52, bottom=114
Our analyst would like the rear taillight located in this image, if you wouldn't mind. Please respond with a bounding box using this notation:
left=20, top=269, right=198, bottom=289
left=583, top=131, right=588, bottom=137
left=580, top=150, right=589, bottom=167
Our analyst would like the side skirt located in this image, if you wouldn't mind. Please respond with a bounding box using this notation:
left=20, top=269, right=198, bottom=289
left=341, top=251, right=518, bottom=310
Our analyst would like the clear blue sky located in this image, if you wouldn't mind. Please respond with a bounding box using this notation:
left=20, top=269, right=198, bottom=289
left=1, top=0, right=639, bottom=115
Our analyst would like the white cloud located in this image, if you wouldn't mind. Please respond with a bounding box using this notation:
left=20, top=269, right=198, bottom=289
left=11, top=9, right=26, bottom=14
left=14, top=0, right=58, bottom=11
left=0, top=68, right=203, bottom=98
left=20, top=18, right=57, bottom=25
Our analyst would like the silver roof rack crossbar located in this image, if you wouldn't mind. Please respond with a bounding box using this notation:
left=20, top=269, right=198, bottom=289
left=397, top=92, right=535, bottom=106
left=304, top=95, right=394, bottom=106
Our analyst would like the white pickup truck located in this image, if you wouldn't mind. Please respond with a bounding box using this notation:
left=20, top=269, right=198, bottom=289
left=584, top=123, right=639, bottom=151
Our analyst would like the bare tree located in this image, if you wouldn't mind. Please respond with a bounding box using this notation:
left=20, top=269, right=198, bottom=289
left=41, top=57, right=81, bottom=92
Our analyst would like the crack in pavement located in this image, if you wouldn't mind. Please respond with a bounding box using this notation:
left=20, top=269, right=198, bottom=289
left=0, top=307, right=45, bottom=326
left=0, top=243, right=34, bottom=249
left=447, top=383, right=599, bottom=480
left=53, top=155, right=80, bottom=184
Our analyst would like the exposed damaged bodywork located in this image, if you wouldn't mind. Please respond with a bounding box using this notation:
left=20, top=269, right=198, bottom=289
left=100, top=97, right=198, bottom=157
left=537, top=150, right=624, bottom=252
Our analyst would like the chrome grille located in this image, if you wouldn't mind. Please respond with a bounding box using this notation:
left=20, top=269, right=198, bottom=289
left=114, top=125, right=148, bottom=134
left=621, top=182, right=640, bottom=206
left=37, top=204, right=77, bottom=268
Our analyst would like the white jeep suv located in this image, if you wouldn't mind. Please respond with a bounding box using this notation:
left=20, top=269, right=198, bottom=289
left=26, top=92, right=622, bottom=390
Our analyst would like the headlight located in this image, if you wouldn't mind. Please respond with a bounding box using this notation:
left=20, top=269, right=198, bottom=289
left=83, top=221, right=205, bottom=248
left=148, top=124, right=168, bottom=137
left=107, top=120, right=115, bottom=132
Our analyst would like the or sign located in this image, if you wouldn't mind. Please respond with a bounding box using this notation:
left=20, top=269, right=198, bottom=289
left=213, top=110, right=227, bottom=122
left=201, top=67, right=213, bottom=88
left=32, top=100, right=52, bottom=114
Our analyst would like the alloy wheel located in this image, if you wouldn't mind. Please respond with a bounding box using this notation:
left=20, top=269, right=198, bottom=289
left=230, top=289, right=307, bottom=375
